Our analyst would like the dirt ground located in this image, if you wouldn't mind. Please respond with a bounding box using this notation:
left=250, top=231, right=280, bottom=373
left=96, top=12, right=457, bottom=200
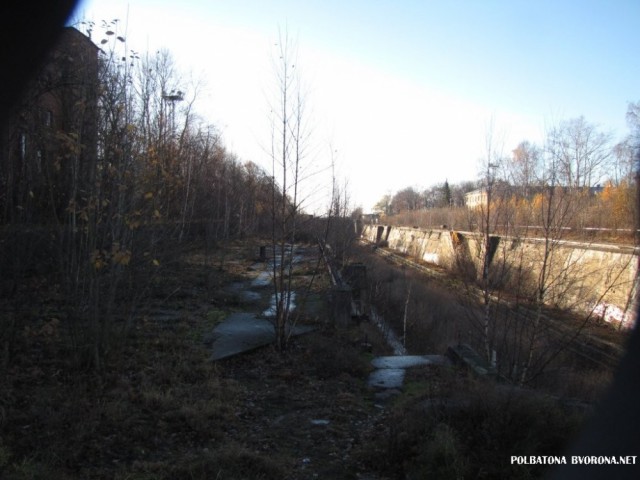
left=1, top=239, right=626, bottom=479
left=0, top=240, right=398, bottom=479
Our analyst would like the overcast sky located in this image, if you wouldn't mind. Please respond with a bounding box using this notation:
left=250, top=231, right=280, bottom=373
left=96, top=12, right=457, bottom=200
left=70, top=0, right=640, bottom=212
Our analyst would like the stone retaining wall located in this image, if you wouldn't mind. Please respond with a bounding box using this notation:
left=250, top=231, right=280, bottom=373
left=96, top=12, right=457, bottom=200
left=362, top=225, right=638, bottom=328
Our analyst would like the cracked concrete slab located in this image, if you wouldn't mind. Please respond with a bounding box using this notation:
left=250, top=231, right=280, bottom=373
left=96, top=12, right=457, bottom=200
left=209, top=312, right=316, bottom=361
left=368, top=355, right=450, bottom=390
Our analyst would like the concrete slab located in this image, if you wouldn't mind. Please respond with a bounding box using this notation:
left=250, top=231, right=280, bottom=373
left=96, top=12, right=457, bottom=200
left=368, top=354, right=451, bottom=390
left=226, top=282, right=263, bottom=303
left=209, top=312, right=315, bottom=361
left=250, top=270, right=272, bottom=288
left=368, top=368, right=406, bottom=389
left=446, top=343, right=498, bottom=377
left=371, top=355, right=448, bottom=369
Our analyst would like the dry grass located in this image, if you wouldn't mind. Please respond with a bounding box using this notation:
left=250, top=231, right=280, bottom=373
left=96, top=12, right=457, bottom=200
left=349, top=245, right=464, bottom=355
left=0, top=237, right=624, bottom=479
left=0, top=239, right=389, bottom=479
left=357, top=367, right=586, bottom=479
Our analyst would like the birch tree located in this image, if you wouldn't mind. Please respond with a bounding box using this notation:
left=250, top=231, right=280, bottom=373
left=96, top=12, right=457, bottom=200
left=546, top=116, right=612, bottom=189
left=268, top=29, right=307, bottom=351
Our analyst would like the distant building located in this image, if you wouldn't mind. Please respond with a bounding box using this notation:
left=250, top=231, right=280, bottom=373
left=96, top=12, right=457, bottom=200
left=464, top=188, right=489, bottom=209
left=0, top=27, right=99, bottom=223
left=464, top=184, right=605, bottom=209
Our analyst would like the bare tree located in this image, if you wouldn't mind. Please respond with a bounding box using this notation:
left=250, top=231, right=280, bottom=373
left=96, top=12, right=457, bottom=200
left=474, top=120, right=630, bottom=385
left=546, top=116, right=612, bottom=189
left=267, top=28, right=307, bottom=351
left=611, top=101, right=640, bottom=187
left=391, top=186, right=422, bottom=213
left=509, top=140, right=542, bottom=199
left=475, top=120, right=507, bottom=362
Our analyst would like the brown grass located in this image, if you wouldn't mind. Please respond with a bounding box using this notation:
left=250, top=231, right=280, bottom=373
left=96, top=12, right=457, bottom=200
left=0, top=237, right=623, bottom=479
left=357, top=367, right=586, bottom=479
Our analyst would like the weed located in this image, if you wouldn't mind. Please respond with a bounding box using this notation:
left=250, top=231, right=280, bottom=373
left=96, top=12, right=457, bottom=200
left=412, top=423, right=467, bottom=480
left=360, top=373, right=585, bottom=479
left=303, top=330, right=373, bottom=379
left=351, top=244, right=461, bottom=354
left=0, top=443, right=12, bottom=470
left=174, top=445, right=289, bottom=480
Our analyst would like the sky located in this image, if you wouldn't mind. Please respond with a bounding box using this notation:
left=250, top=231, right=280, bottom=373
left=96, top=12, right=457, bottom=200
left=69, top=0, right=640, bottom=212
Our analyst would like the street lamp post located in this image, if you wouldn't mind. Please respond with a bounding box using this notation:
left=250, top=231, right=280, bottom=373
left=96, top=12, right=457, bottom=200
left=162, top=89, right=184, bottom=140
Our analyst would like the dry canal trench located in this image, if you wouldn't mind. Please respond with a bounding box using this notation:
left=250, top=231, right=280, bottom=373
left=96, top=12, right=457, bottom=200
left=205, top=243, right=488, bottom=400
